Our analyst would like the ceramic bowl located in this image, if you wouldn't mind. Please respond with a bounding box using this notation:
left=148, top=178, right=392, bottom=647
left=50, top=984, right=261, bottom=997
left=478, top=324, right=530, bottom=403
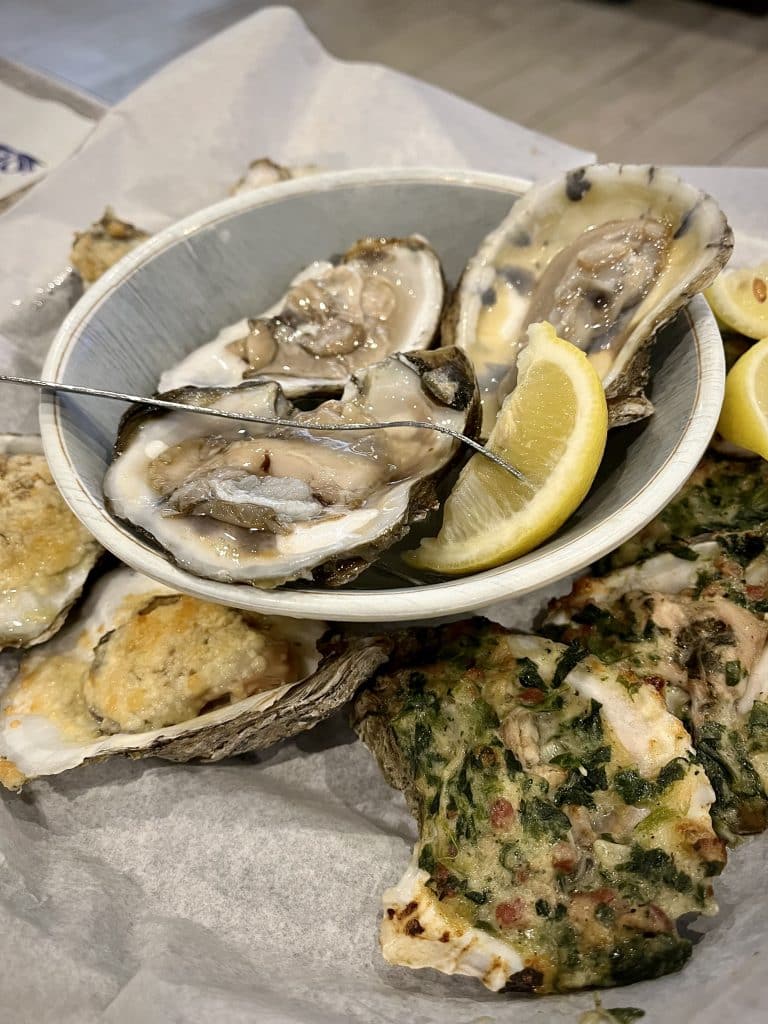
left=40, top=167, right=725, bottom=622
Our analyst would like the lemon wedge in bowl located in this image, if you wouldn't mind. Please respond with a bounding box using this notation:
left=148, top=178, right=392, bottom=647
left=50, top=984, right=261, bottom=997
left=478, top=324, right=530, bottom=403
left=405, top=322, right=608, bottom=575
left=717, top=336, right=768, bottom=460
left=706, top=263, right=768, bottom=339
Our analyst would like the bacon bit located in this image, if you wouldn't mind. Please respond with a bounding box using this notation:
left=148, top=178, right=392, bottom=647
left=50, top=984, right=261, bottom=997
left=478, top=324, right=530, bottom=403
left=490, top=797, right=516, bottom=829
left=747, top=585, right=766, bottom=601
left=718, top=558, right=742, bottom=579
left=439, top=931, right=450, bottom=943
left=552, top=842, right=579, bottom=873
left=463, top=667, right=483, bottom=683
left=404, top=919, right=425, bottom=936
left=433, top=864, right=457, bottom=899
left=589, top=888, right=616, bottom=905
left=516, top=868, right=531, bottom=883
left=693, top=834, right=727, bottom=866
left=477, top=746, right=498, bottom=768
left=644, top=675, right=667, bottom=694
left=618, top=903, right=673, bottom=935
left=519, top=688, right=546, bottom=705
left=495, top=898, right=527, bottom=929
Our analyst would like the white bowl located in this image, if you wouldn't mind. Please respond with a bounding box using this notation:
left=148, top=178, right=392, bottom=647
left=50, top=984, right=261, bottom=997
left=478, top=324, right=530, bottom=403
left=40, top=167, right=725, bottom=622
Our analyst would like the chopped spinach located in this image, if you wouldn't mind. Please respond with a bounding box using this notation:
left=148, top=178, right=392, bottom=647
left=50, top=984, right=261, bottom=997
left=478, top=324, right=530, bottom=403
left=520, top=798, right=570, bottom=839
left=571, top=699, right=604, bottom=740
left=618, top=845, right=692, bottom=894
left=552, top=642, right=588, bottom=688
left=517, top=657, right=546, bottom=690
left=418, top=844, right=436, bottom=875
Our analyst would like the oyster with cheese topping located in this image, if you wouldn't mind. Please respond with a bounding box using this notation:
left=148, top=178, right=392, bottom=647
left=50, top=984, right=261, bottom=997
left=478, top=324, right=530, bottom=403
left=0, top=436, right=101, bottom=651
left=104, top=348, right=479, bottom=588
left=352, top=620, right=723, bottom=993
left=443, top=164, right=732, bottom=434
left=70, top=208, right=150, bottom=285
left=0, top=567, right=391, bottom=789
left=158, top=236, right=445, bottom=398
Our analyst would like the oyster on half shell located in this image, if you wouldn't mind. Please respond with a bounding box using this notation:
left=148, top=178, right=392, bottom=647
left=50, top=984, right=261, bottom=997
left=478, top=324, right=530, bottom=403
left=443, top=164, right=733, bottom=434
left=0, top=567, right=392, bottom=789
left=158, top=236, right=445, bottom=399
left=105, top=348, right=480, bottom=588
left=0, top=435, right=101, bottom=652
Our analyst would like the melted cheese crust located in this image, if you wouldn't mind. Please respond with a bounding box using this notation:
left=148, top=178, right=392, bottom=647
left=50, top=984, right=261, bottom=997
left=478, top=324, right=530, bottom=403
left=84, top=595, right=295, bottom=732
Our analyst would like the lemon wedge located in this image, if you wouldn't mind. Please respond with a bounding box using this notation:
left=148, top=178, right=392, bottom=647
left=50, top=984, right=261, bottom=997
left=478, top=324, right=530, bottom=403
left=405, top=322, right=608, bottom=575
left=717, top=336, right=768, bottom=460
left=706, top=263, right=768, bottom=339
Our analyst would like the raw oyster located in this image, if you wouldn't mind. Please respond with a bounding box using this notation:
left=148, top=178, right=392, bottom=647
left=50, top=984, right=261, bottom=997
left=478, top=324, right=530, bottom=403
left=352, top=620, right=723, bottom=993
left=158, top=236, right=445, bottom=398
left=70, top=207, right=150, bottom=285
left=0, top=435, right=101, bottom=652
left=0, top=567, right=392, bottom=789
left=443, top=164, right=733, bottom=434
left=229, top=157, right=317, bottom=196
left=105, top=348, right=480, bottom=588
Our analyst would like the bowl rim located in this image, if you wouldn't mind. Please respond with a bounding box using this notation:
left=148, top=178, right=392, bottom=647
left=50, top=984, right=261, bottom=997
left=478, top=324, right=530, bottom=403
left=40, top=165, right=725, bottom=622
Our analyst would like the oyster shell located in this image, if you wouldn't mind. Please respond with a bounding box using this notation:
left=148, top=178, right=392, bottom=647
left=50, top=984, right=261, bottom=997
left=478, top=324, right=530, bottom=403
left=0, top=567, right=392, bottom=789
left=70, top=207, right=150, bottom=285
left=158, top=236, right=445, bottom=398
left=0, top=435, right=101, bottom=652
left=105, top=348, right=480, bottom=588
left=443, top=164, right=733, bottom=434
left=229, top=157, right=317, bottom=196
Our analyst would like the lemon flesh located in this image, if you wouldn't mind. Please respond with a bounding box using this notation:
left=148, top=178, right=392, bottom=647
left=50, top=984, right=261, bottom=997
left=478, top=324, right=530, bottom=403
left=406, top=322, right=608, bottom=575
left=706, top=263, right=768, bottom=340
left=717, top=336, right=768, bottom=460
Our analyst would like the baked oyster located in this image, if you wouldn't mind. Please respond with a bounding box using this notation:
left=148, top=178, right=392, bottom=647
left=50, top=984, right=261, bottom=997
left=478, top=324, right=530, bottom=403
left=70, top=207, right=150, bottom=285
left=443, top=164, right=733, bottom=434
left=543, top=530, right=768, bottom=842
left=352, top=620, right=724, bottom=993
left=105, top=348, right=479, bottom=588
left=594, top=454, right=768, bottom=572
left=158, top=236, right=445, bottom=398
left=0, top=567, right=391, bottom=789
left=0, top=435, right=101, bottom=651
left=229, top=157, right=317, bottom=196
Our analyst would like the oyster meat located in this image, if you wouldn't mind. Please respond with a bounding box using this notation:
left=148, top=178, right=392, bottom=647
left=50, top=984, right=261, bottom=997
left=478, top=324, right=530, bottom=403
left=70, top=207, right=150, bottom=285
left=0, top=436, right=101, bottom=651
left=443, top=164, right=732, bottom=434
left=158, top=236, right=445, bottom=398
left=352, top=620, right=723, bottom=993
left=105, top=348, right=480, bottom=588
left=229, top=157, right=317, bottom=196
left=0, top=567, right=392, bottom=789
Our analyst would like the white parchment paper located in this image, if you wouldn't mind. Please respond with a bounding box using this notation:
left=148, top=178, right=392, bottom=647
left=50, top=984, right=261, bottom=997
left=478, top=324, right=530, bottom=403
left=1, top=9, right=766, bottom=1023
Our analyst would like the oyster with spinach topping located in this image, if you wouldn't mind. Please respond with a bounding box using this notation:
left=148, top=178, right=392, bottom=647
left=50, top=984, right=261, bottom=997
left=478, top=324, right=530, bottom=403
left=352, top=620, right=723, bottom=994
left=544, top=531, right=768, bottom=841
